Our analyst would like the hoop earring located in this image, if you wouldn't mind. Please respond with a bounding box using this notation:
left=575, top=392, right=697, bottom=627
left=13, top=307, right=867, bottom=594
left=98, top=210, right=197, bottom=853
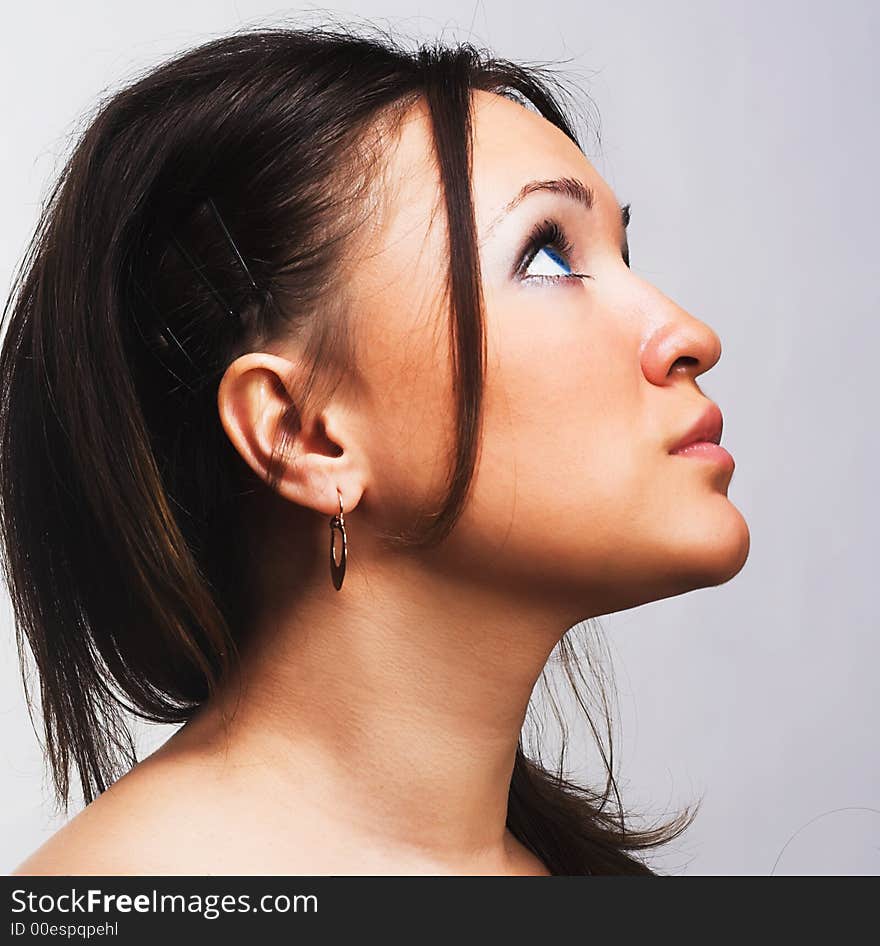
left=329, top=487, right=347, bottom=591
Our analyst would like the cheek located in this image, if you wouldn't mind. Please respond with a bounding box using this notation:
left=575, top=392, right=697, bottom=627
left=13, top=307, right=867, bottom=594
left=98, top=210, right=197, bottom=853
left=470, top=292, right=647, bottom=554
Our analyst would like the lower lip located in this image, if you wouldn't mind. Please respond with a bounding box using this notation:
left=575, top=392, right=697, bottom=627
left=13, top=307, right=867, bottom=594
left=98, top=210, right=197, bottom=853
left=670, top=442, right=735, bottom=468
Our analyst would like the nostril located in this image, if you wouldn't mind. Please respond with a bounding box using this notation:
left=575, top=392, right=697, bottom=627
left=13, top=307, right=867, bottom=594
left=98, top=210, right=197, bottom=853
left=670, top=355, right=699, bottom=373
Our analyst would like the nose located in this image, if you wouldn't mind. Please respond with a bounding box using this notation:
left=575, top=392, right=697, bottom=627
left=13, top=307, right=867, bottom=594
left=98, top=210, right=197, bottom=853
left=639, top=294, right=722, bottom=387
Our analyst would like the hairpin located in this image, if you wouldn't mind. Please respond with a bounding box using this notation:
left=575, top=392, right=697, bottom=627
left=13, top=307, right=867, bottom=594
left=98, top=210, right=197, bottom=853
left=205, top=196, right=259, bottom=292
left=170, top=196, right=258, bottom=321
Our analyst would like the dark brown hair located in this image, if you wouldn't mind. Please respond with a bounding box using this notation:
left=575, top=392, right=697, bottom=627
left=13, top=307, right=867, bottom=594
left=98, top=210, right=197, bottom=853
left=0, top=22, right=695, bottom=874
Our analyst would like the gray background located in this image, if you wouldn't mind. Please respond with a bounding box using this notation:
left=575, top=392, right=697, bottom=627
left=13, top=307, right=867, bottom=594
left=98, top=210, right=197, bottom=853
left=2, top=0, right=877, bottom=875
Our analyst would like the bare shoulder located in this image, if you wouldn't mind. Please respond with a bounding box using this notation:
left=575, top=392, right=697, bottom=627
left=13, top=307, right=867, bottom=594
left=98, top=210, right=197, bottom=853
left=11, top=810, right=152, bottom=876
left=10, top=749, right=329, bottom=876
left=11, top=774, right=177, bottom=876
left=10, top=753, right=232, bottom=876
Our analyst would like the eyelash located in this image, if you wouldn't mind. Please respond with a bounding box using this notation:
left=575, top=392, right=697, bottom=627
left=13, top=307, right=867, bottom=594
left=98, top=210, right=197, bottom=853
left=515, top=218, right=594, bottom=284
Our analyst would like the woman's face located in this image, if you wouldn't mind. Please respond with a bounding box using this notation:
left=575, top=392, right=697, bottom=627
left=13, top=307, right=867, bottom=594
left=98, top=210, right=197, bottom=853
left=343, top=90, right=750, bottom=621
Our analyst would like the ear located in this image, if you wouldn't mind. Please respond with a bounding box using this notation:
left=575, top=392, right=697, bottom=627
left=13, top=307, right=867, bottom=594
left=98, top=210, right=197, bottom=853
left=216, top=351, right=366, bottom=517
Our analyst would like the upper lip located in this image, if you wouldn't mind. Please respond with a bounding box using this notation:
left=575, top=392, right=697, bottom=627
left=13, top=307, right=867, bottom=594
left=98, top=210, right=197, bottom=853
left=669, top=402, right=724, bottom=453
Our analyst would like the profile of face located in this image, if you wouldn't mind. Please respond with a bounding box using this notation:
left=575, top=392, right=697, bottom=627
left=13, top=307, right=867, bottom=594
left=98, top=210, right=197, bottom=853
left=222, top=89, right=751, bottom=629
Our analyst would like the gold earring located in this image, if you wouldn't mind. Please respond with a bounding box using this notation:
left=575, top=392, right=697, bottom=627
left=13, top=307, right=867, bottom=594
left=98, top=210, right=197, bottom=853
left=329, top=487, right=347, bottom=591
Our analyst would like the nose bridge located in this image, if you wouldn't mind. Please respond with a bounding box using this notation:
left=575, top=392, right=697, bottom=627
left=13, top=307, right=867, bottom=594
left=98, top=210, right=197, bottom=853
left=639, top=283, right=722, bottom=385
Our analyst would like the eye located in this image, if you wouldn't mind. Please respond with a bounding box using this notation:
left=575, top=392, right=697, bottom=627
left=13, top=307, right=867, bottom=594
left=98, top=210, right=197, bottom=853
left=527, top=245, right=572, bottom=279
left=516, top=219, right=593, bottom=285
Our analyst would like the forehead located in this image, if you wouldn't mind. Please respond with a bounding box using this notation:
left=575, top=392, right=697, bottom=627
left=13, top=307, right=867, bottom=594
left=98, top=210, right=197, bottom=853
left=362, top=89, right=615, bottom=258
left=346, top=88, right=617, bottom=338
left=468, top=89, right=615, bottom=233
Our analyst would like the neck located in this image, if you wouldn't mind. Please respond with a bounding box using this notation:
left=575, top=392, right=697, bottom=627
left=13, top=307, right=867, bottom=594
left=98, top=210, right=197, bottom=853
left=169, top=552, right=564, bottom=872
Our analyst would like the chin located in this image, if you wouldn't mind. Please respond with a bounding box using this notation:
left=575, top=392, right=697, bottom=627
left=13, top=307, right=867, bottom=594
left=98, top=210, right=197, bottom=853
left=566, top=504, right=751, bottom=621
left=674, top=500, right=751, bottom=589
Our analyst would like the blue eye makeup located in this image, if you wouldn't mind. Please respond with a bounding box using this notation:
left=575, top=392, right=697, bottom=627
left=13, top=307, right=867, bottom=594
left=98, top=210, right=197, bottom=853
left=514, top=218, right=594, bottom=285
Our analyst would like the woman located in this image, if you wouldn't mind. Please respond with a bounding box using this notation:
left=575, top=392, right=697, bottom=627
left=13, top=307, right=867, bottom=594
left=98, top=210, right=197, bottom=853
left=1, top=24, right=749, bottom=876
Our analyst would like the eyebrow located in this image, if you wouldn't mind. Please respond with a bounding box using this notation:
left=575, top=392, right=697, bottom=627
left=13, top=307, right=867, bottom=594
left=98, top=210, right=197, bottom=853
left=483, top=175, right=630, bottom=262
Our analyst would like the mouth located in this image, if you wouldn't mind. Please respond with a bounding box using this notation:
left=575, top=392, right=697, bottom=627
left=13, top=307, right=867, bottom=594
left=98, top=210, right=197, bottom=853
left=669, top=402, right=734, bottom=468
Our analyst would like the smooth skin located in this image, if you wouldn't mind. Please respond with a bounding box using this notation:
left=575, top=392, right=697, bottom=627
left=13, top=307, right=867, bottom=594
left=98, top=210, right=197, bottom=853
left=13, top=90, right=749, bottom=876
